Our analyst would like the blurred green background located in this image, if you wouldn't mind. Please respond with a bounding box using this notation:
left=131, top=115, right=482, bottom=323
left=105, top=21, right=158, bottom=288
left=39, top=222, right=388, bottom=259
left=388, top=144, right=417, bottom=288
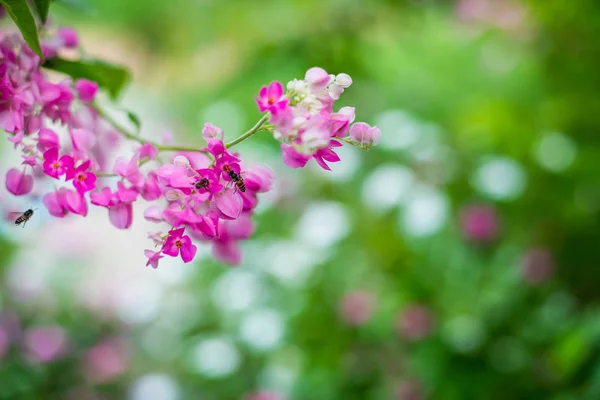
left=2, top=0, right=600, bottom=399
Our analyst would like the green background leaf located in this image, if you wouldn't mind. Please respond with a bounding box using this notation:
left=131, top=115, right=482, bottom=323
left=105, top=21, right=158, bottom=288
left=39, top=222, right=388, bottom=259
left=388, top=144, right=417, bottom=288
left=43, top=58, right=131, bottom=99
left=0, top=0, right=43, bottom=58
left=32, top=0, right=50, bottom=23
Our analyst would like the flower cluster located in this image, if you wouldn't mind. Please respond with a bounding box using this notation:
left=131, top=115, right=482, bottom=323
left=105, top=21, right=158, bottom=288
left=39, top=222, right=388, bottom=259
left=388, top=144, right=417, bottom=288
left=2, top=26, right=380, bottom=268
left=256, top=67, right=381, bottom=170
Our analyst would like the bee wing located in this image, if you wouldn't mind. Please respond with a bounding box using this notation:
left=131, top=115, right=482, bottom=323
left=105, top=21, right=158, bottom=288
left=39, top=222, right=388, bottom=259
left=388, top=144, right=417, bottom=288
left=6, top=211, right=24, bottom=217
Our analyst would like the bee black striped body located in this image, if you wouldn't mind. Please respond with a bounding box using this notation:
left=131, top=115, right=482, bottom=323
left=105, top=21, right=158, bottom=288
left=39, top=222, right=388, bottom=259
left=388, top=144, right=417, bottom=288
left=195, top=177, right=209, bottom=190
left=223, top=165, right=246, bottom=193
left=14, top=208, right=36, bottom=228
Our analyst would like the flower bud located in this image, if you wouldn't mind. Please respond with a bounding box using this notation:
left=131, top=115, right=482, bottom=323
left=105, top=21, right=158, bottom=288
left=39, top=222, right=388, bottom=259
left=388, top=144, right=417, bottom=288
left=460, top=203, right=500, bottom=243
left=349, top=122, right=381, bottom=146
left=305, top=67, right=332, bottom=92
left=75, top=79, right=98, bottom=102
left=57, top=27, right=79, bottom=48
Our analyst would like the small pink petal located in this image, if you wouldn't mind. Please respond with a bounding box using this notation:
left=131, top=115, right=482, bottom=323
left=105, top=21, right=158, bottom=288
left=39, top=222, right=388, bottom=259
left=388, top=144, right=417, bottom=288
left=71, top=128, right=97, bottom=151
left=144, top=206, right=163, bottom=223
left=214, top=189, right=243, bottom=220
left=5, top=168, right=33, bottom=196
left=109, top=202, right=133, bottom=229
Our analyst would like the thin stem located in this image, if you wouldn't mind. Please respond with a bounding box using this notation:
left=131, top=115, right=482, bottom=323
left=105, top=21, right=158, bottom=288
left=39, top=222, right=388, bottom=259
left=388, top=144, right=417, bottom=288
left=92, top=103, right=210, bottom=156
left=225, top=114, right=270, bottom=149
left=337, top=136, right=372, bottom=151
left=96, top=172, right=118, bottom=177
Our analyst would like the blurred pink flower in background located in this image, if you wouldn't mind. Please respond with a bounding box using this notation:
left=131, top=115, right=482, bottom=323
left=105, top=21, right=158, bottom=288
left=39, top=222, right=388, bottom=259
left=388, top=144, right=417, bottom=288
left=245, top=391, right=286, bottom=400
left=25, top=325, right=68, bottom=363
left=397, top=304, right=434, bottom=341
left=460, top=203, right=500, bottom=243
left=339, top=290, right=377, bottom=326
left=84, top=337, right=129, bottom=383
left=395, top=379, right=425, bottom=400
left=0, top=326, right=8, bottom=361
left=520, top=248, right=555, bottom=285
left=455, top=0, right=527, bottom=32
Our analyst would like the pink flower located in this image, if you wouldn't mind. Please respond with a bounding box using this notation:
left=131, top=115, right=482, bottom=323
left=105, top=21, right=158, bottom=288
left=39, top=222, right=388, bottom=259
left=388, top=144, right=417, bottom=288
left=194, top=168, right=223, bottom=196
left=202, top=123, right=224, bottom=140
left=305, top=67, right=332, bottom=92
left=83, top=338, right=128, bottom=383
left=57, top=27, right=79, bottom=48
left=25, top=326, right=68, bottom=363
left=140, top=172, right=162, bottom=201
left=63, top=189, right=88, bottom=216
left=144, top=206, right=164, bottom=223
left=75, top=79, right=98, bottom=102
left=144, top=250, right=163, bottom=269
left=70, top=128, right=97, bottom=152
left=330, top=106, right=355, bottom=138
left=212, top=188, right=243, bottom=220
left=162, top=228, right=197, bottom=263
left=90, top=187, right=113, bottom=208
left=312, top=140, right=342, bottom=171
left=244, top=165, right=274, bottom=193
left=37, top=128, right=59, bottom=152
left=460, top=203, right=500, bottom=243
left=339, top=291, right=376, bottom=326
left=67, top=160, right=97, bottom=194
left=43, top=189, right=69, bottom=217
left=213, top=239, right=242, bottom=265
left=21, top=154, right=37, bottom=167
left=520, top=248, right=555, bottom=285
left=109, top=202, right=133, bottom=229
left=397, top=304, right=434, bottom=341
left=136, top=142, right=158, bottom=161
left=5, top=168, right=33, bottom=195
left=256, top=81, right=288, bottom=113
left=349, top=122, right=381, bottom=146
left=114, top=155, right=143, bottom=186
left=281, top=144, right=311, bottom=169
left=42, top=147, right=74, bottom=179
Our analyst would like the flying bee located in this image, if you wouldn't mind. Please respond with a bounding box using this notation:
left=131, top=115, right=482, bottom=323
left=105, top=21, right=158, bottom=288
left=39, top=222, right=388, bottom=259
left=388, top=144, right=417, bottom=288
left=195, top=177, right=210, bottom=190
left=223, top=165, right=246, bottom=193
left=13, top=208, right=38, bottom=228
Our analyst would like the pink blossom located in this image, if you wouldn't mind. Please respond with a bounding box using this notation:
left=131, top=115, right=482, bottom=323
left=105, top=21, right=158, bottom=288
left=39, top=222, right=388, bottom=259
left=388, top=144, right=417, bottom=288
left=70, top=128, right=97, bottom=152
left=194, top=168, right=223, bottom=196
left=147, top=232, right=164, bottom=246
left=213, top=188, right=243, bottom=220
left=83, top=337, right=128, bottom=383
left=21, top=154, right=37, bottom=167
left=244, top=165, right=274, bottom=193
left=25, top=326, right=68, bottom=363
left=144, top=250, right=163, bottom=269
left=460, top=203, right=500, bottom=243
left=339, top=291, right=376, bottom=326
left=67, top=160, right=97, bottom=194
left=5, top=168, right=33, bottom=195
left=136, top=142, right=158, bottom=161
left=213, top=239, right=242, bottom=265
left=162, top=228, right=197, bottom=263
left=281, top=144, right=311, bottom=169
left=202, top=122, right=224, bottom=140
left=397, top=304, right=434, bottom=341
left=75, top=79, right=98, bottom=102
left=109, top=202, right=133, bottom=229
left=349, top=122, right=381, bottom=146
left=312, top=140, right=342, bottom=171
left=305, top=67, right=332, bottom=92
left=114, top=155, right=143, bottom=186
left=0, top=327, right=7, bottom=361
left=144, top=206, right=164, bottom=223
left=42, top=147, right=74, bottom=179
left=57, top=27, right=79, bottom=48
left=520, top=248, right=555, bottom=285
left=37, top=128, right=59, bottom=152
left=256, top=81, right=288, bottom=113
left=63, top=189, right=88, bottom=216
left=140, top=172, right=162, bottom=201
left=90, top=187, right=113, bottom=208
left=43, top=189, right=69, bottom=217
left=330, top=107, right=355, bottom=138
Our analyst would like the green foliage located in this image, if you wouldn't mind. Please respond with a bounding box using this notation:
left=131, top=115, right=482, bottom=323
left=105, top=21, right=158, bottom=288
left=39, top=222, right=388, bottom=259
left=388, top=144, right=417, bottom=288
left=0, top=0, right=42, bottom=58
left=32, top=0, right=50, bottom=23
left=43, top=58, right=131, bottom=99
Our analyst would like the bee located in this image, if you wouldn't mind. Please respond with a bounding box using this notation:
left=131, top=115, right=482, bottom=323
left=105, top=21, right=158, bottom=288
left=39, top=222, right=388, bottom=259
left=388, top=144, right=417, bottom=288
left=195, top=177, right=210, bottom=190
left=13, top=208, right=38, bottom=228
left=223, top=165, right=246, bottom=193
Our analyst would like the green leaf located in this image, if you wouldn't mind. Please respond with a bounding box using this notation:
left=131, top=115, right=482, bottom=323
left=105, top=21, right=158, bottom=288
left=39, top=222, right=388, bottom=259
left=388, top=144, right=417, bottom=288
left=43, top=58, right=131, bottom=99
left=32, top=0, right=50, bottom=23
left=127, top=111, right=141, bottom=131
left=0, top=0, right=43, bottom=59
